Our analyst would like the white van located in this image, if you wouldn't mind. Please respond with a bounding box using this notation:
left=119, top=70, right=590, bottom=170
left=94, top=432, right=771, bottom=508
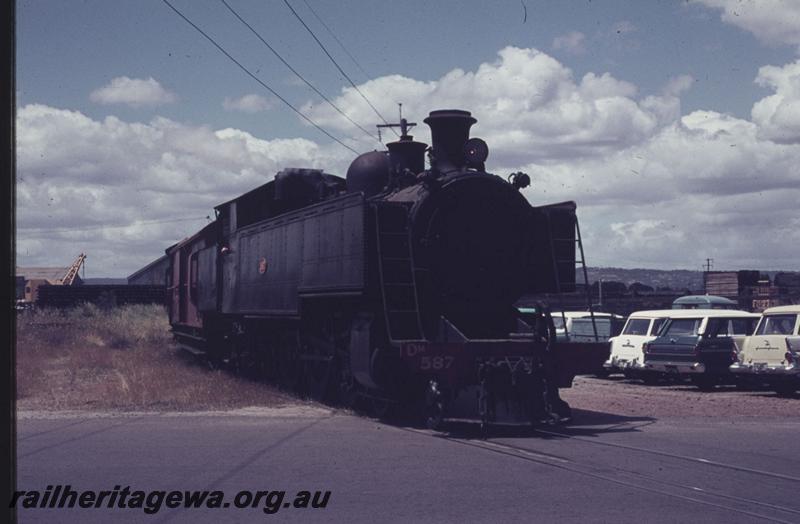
left=729, top=305, right=800, bottom=396
left=603, top=310, right=673, bottom=377
left=551, top=311, right=625, bottom=342
left=517, top=309, right=623, bottom=342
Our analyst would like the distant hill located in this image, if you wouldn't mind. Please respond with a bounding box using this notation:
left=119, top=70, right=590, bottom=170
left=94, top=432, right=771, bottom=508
left=585, top=268, right=704, bottom=292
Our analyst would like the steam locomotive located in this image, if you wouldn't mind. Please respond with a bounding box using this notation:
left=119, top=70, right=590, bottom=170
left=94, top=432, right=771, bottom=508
left=166, top=109, right=608, bottom=429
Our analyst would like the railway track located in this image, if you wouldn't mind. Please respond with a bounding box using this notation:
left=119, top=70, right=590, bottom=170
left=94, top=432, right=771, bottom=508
left=398, top=424, right=800, bottom=523
left=534, top=426, right=800, bottom=483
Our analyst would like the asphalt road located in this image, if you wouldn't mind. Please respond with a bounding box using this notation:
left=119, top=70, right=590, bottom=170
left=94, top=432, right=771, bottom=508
left=15, top=406, right=800, bottom=523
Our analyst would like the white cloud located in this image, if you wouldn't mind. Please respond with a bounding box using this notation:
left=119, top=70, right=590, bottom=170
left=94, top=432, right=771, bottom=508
left=305, top=47, right=673, bottom=162
left=223, top=94, right=272, bottom=113
left=696, top=0, right=800, bottom=50
left=552, top=31, right=586, bottom=55
left=515, top=108, right=800, bottom=269
left=16, top=46, right=800, bottom=273
left=89, top=76, right=177, bottom=107
left=751, top=60, right=800, bottom=143
left=298, top=45, right=796, bottom=268
left=16, top=104, right=350, bottom=275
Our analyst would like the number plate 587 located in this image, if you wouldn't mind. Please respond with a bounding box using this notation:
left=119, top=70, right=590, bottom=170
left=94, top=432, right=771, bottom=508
left=419, top=356, right=454, bottom=371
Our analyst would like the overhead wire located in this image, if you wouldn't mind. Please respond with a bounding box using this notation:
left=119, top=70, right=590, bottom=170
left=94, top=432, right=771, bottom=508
left=219, top=0, right=380, bottom=145
left=161, top=0, right=359, bottom=155
left=282, top=0, right=399, bottom=137
left=300, top=0, right=371, bottom=81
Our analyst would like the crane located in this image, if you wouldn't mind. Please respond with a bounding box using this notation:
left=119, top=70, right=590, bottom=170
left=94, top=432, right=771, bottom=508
left=61, top=253, right=86, bottom=285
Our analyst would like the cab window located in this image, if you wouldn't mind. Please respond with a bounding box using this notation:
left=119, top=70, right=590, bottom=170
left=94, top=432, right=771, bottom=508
left=756, top=314, right=798, bottom=335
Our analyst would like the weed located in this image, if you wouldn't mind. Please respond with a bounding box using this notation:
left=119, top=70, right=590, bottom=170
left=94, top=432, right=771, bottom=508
left=16, top=304, right=291, bottom=411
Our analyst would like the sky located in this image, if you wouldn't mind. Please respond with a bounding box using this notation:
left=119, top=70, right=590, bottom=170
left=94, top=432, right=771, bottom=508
left=15, top=0, right=800, bottom=277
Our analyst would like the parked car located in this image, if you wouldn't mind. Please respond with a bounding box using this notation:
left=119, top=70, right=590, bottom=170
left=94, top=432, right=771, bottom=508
left=729, top=305, right=800, bottom=396
left=603, top=310, right=672, bottom=380
left=643, top=309, right=760, bottom=390
left=517, top=308, right=623, bottom=343
left=551, top=311, right=625, bottom=343
left=672, top=295, right=738, bottom=310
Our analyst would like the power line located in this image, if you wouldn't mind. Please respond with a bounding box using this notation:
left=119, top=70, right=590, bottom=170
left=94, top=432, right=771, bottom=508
left=161, top=0, right=359, bottom=155
left=300, top=0, right=371, bottom=81
left=282, top=0, right=398, bottom=137
left=21, top=216, right=209, bottom=234
left=219, top=0, right=380, bottom=144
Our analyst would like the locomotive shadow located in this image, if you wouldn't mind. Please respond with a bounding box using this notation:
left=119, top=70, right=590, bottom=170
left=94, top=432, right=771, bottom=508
left=540, top=408, right=658, bottom=437
left=394, top=409, right=656, bottom=440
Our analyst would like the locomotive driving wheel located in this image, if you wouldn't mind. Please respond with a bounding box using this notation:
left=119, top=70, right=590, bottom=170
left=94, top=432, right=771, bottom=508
left=368, top=395, right=394, bottom=419
left=225, top=323, right=248, bottom=377
left=337, top=352, right=361, bottom=410
left=300, top=335, right=336, bottom=401
left=425, top=380, right=445, bottom=430
left=299, top=312, right=351, bottom=401
left=275, top=331, right=301, bottom=392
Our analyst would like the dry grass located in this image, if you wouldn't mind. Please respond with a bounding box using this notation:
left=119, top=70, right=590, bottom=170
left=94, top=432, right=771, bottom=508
left=16, top=304, right=293, bottom=411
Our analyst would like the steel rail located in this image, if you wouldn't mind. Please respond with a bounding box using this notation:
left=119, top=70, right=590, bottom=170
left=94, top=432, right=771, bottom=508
left=396, top=425, right=800, bottom=524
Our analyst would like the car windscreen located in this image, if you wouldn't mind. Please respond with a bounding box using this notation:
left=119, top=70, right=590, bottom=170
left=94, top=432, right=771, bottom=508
left=755, top=314, right=798, bottom=335
left=663, top=318, right=702, bottom=337
left=622, top=318, right=650, bottom=335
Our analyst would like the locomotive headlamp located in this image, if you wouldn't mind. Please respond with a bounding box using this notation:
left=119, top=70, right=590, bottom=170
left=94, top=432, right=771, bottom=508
left=463, top=138, right=489, bottom=167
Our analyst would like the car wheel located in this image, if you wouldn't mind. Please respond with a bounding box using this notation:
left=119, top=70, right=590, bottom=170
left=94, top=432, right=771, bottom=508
left=692, top=376, right=716, bottom=391
left=775, top=383, right=798, bottom=397
left=642, top=373, right=659, bottom=386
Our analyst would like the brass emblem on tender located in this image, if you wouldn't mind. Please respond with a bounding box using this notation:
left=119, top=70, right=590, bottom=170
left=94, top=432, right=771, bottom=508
left=258, top=257, right=267, bottom=275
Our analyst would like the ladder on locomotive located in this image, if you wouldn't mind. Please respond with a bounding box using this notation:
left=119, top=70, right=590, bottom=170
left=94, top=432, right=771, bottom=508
left=548, top=214, right=599, bottom=341
left=373, top=203, right=425, bottom=342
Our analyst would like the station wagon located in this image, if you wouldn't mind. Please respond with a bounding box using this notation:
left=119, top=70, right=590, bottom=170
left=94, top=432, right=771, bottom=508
left=729, top=305, right=800, bottom=396
left=603, top=310, right=672, bottom=379
left=643, top=309, right=759, bottom=389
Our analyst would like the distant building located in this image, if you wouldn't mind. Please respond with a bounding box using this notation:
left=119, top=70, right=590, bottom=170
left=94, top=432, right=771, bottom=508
left=704, top=270, right=800, bottom=312
left=127, top=255, right=170, bottom=286
left=703, top=270, right=761, bottom=310
left=704, top=270, right=760, bottom=298
left=15, top=266, right=81, bottom=303
left=775, top=272, right=800, bottom=291
left=751, top=278, right=782, bottom=312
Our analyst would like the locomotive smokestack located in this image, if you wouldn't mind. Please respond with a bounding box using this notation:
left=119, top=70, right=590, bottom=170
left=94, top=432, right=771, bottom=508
left=423, top=109, right=477, bottom=171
